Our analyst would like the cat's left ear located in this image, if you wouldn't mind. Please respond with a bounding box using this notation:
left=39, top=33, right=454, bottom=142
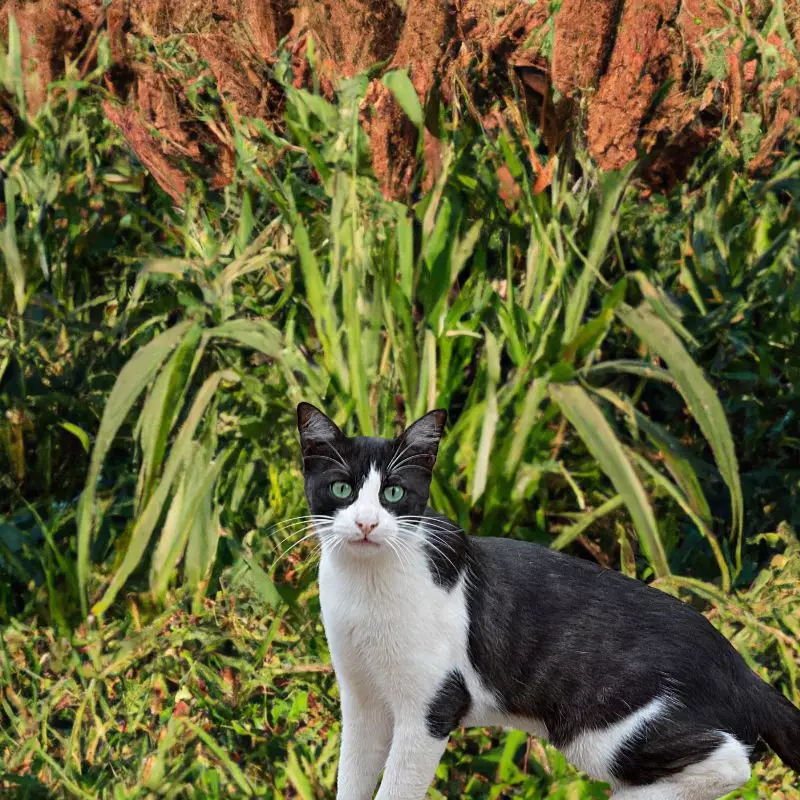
left=297, top=402, right=343, bottom=456
left=397, top=408, right=447, bottom=466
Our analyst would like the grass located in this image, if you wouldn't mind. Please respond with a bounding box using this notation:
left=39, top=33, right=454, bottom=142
left=2, top=529, right=798, bottom=797
left=1, top=14, right=800, bottom=799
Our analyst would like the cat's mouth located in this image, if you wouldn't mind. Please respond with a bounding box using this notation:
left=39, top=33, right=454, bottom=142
left=350, top=538, right=381, bottom=549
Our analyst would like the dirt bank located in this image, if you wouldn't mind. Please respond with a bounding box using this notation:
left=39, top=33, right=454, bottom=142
left=1, top=0, right=795, bottom=199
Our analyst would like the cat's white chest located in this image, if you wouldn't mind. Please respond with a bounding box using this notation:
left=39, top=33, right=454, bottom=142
left=318, top=547, right=469, bottom=705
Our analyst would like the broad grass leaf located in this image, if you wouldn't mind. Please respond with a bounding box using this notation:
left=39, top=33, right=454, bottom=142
left=628, top=448, right=730, bottom=591
left=618, top=303, right=743, bottom=564
left=1, top=179, right=25, bottom=315
left=137, top=324, right=204, bottom=512
left=293, top=218, right=345, bottom=384
left=584, top=360, right=676, bottom=386
left=472, top=332, right=500, bottom=502
left=381, top=69, right=423, bottom=127
left=396, top=209, right=414, bottom=302
left=629, top=271, right=698, bottom=347
left=77, top=321, right=193, bottom=615
left=185, top=472, right=226, bottom=589
left=210, top=318, right=283, bottom=358
left=450, top=220, right=483, bottom=281
left=149, top=466, right=191, bottom=598
left=549, top=382, right=670, bottom=577
left=91, top=369, right=235, bottom=616
left=591, top=386, right=714, bottom=525
left=6, top=16, right=27, bottom=118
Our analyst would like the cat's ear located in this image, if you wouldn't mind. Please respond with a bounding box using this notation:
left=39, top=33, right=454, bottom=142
left=297, top=403, right=343, bottom=456
left=403, top=409, right=447, bottom=447
left=396, top=409, right=447, bottom=469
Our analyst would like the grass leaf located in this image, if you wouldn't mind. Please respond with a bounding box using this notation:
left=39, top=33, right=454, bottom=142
left=77, top=321, right=193, bottom=615
left=381, top=69, right=423, bottom=127
left=618, top=303, right=743, bottom=568
left=549, top=382, right=670, bottom=577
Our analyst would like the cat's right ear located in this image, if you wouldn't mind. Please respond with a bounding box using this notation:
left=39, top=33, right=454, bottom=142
left=297, top=403, right=343, bottom=456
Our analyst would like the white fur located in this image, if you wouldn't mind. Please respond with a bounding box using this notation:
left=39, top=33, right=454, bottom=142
left=564, top=696, right=666, bottom=782
left=317, top=467, right=751, bottom=800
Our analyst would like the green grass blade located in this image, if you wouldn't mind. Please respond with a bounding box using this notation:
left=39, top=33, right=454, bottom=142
left=91, top=368, right=235, bottom=616
left=77, top=321, right=193, bottom=617
left=1, top=178, right=25, bottom=315
left=505, top=377, right=549, bottom=477
left=210, top=318, right=283, bottom=358
left=137, top=324, right=204, bottom=512
left=549, top=382, right=671, bottom=577
left=293, top=218, right=347, bottom=387
left=618, top=303, right=743, bottom=568
left=550, top=495, right=625, bottom=551
left=628, top=448, right=731, bottom=591
left=381, top=69, right=423, bottom=127
left=591, top=386, right=714, bottom=524
left=185, top=472, right=227, bottom=590
left=6, top=16, right=27, bottom=120
left=563, top=164, right=635, bottom=342
left=149, top=467, right=191, bottom=599
left=182, top=720, right=255, bottom=795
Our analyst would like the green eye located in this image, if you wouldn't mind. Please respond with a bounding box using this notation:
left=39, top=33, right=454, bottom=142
left=383, top=485, right=405, bottom=503
left=331, top=481, right=353, bottom=499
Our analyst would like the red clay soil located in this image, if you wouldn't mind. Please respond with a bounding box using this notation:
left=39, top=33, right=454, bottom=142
left=1, top=0, right=796, bottom=199
left=587, top=0, right=681, bottom=171
left=551, top=0, right=619, bottom=98
left=363, top=0, right=451, bottom=195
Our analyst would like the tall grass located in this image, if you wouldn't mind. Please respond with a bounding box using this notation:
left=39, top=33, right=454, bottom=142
left=1, top=27, right=797, bottom=623
left=68, top=61, right=747, bottom=612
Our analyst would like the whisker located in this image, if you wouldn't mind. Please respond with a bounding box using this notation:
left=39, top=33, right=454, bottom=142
left=272, top=527, right=332, bottom=564
left=385, top=538, right=408, bottom=578
left=402, top=529, right=461, bottom=549
left=324, top=441, right=349, bottom=469
left=264, top=515, right=332, bottom=535
left=398, top=515, right=462, bottom=528
left=387, top=454, right=432, bottom=474
left=397, top=518, right=463, bottom=536
left=396, top=523, right=461, bottom=545
left=273, top=519, right=334, bottom=546
left=303, top=453, right=349, bottom=470
left=386, top=440, right=414, bottom=472
left=398, top=527, right=460, bottom=574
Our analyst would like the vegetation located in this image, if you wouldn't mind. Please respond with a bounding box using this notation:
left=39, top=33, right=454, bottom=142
left=1, top=6, right=799, bottom=799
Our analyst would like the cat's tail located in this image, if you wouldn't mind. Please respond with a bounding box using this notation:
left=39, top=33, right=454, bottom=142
left=754, top=677, right=800, bottom=772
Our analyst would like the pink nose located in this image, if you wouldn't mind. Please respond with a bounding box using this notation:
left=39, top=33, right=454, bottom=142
left=356, top=521, right=378, bottom=537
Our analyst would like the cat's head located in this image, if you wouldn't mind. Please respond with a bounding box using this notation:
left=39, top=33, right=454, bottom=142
left=296, top=403, right=446, bottom=555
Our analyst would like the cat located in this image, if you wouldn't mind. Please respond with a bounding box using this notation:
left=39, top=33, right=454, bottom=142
left=296, top=402, right=800, bottom=800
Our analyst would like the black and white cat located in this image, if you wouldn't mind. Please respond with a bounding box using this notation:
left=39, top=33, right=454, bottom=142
left=296, top=402, right=800, bottom=799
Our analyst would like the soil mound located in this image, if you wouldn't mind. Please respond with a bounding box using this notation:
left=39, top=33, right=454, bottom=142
left=2, top=0, right=796, bottom=199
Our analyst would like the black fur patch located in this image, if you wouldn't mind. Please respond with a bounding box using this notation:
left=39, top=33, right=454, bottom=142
left=611, top=723, right=726, bottom=785
left=426, top=670, right=471, bottom=739
left=419, top=510, right=468, bottom=590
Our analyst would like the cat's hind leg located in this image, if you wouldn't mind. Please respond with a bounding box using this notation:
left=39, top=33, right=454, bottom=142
left=611, top=730, right=752, bottom=800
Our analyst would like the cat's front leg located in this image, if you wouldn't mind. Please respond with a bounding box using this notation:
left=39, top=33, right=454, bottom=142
left=374, top=723, right=449, bottom=800
left=336, top=679, right=393, bottom=800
